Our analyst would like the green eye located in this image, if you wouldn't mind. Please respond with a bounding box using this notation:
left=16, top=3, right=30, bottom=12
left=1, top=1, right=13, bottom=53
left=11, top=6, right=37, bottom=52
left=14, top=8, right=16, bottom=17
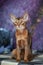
left=22, top=24, right=24, bottom=25
left=22, top=23, right=24, bottom=25
left=22, top=23, right=25, bottom=25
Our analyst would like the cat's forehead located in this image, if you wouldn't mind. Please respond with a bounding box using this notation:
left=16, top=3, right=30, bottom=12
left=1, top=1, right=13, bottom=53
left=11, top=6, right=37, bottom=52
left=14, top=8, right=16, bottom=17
left=16, top=17, right=23, bottom=20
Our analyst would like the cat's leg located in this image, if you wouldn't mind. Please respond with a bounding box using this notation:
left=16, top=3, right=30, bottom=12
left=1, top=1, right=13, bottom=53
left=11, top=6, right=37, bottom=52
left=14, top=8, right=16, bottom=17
left=16, top=40, right=21, bottom=61
left=28, top=45, right=33, bottom=61
left=10, top=49, right=17, bottom=59
left=28, top=38, right=33, bottom=61
left=24, top=40, right=29, bottom=62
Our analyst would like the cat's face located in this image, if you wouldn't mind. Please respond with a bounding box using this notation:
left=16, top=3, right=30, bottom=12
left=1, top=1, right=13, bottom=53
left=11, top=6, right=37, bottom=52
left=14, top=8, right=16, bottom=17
left=10, top=13, right=29, bottom=30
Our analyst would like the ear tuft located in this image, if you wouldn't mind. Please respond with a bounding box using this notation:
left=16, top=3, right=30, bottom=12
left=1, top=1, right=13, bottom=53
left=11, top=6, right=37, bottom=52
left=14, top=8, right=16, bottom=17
left=10, top=14, right=16, bottom=23
left=23, top=12, right=29, bottom=22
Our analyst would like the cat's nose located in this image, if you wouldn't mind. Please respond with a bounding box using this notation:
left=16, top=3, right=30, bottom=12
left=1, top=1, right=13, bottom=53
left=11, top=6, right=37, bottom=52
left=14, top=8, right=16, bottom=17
left=18, top=23, right=20, bottom=26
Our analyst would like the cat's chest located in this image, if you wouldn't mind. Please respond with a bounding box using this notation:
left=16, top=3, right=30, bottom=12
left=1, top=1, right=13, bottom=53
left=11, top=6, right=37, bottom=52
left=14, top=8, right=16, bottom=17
left=15, top=29, right=28, bottom=38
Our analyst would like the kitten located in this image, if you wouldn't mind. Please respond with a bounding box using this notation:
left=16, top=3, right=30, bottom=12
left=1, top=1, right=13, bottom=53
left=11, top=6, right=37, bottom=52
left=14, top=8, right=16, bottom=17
left=10, top=13, right=32, bottom=62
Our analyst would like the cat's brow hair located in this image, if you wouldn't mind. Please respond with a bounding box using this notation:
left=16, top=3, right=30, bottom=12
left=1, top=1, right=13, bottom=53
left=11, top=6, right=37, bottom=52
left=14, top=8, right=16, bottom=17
left=17, top=17, right=23, bottom=19
left=16, top=17, right=25, bottom=25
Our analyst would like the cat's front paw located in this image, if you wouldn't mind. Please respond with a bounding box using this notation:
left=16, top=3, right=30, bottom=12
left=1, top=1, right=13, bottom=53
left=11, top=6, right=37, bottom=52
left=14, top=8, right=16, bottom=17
left=28, top=54, right=33, bottom=61
left=16, top=58, right=21, bottom=62
left=24, top=58, right=28, bottom=62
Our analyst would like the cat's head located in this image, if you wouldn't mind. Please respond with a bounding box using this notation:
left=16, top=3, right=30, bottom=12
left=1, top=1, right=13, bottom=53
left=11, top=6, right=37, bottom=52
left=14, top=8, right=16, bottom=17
left=10, top=13, right=29, bottom=30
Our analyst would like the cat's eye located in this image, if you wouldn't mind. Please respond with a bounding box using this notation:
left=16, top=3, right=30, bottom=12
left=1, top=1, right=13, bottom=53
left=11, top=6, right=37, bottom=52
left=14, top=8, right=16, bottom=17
left=22, top=23, right=25, bottom=26
left=14, top=22, right=17, bottom=26
left=22, top=23, right=24, bottom=25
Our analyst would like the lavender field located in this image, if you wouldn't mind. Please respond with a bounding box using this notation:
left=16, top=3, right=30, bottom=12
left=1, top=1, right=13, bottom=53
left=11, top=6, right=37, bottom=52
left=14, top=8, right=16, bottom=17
left=0, top=0, right=43, bottom=50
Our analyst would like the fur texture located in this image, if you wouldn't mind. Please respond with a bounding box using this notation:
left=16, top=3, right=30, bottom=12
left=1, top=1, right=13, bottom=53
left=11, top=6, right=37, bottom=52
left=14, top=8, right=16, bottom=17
left=10, top=13, right=33, bottom=62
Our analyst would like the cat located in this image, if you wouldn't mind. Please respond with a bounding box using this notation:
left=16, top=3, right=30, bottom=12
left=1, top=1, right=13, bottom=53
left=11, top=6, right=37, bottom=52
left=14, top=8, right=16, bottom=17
left=10, top=13, right=32, bottom=62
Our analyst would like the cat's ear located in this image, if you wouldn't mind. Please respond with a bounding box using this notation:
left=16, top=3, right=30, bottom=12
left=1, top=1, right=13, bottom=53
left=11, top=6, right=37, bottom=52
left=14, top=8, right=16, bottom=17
left=10, top=14, right=16, bottom=23
left=23, top=12, right=29, bottom=22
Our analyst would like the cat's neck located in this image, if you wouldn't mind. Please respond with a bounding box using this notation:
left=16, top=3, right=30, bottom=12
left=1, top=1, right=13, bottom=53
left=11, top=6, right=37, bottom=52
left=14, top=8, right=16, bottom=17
left=16, top=28, right=26, bottom=33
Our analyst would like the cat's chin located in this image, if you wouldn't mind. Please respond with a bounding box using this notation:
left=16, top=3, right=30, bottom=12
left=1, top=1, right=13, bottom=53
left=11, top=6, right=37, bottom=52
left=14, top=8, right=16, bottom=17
left=16, top=28, right=25, bottom=32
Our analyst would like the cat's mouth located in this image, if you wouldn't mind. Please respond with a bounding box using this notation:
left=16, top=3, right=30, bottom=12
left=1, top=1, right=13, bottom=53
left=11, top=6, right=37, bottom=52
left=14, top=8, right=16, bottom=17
left=16, top=26, right=25, bottom=30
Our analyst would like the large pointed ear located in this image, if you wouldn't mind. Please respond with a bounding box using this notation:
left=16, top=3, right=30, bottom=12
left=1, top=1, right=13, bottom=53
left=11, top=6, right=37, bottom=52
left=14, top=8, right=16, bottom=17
left=23, top=12, right=29, bottom=22
left=10, top=14, right=16, bottom=23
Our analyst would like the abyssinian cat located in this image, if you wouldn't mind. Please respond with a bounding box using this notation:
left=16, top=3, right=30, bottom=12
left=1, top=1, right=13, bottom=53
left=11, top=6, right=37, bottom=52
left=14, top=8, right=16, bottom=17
left=10, top=13, right=32, bottom=62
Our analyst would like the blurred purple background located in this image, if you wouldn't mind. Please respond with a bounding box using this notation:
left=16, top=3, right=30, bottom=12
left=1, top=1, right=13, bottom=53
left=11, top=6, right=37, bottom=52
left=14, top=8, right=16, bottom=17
left=0, top=0, right=43, bottom=50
